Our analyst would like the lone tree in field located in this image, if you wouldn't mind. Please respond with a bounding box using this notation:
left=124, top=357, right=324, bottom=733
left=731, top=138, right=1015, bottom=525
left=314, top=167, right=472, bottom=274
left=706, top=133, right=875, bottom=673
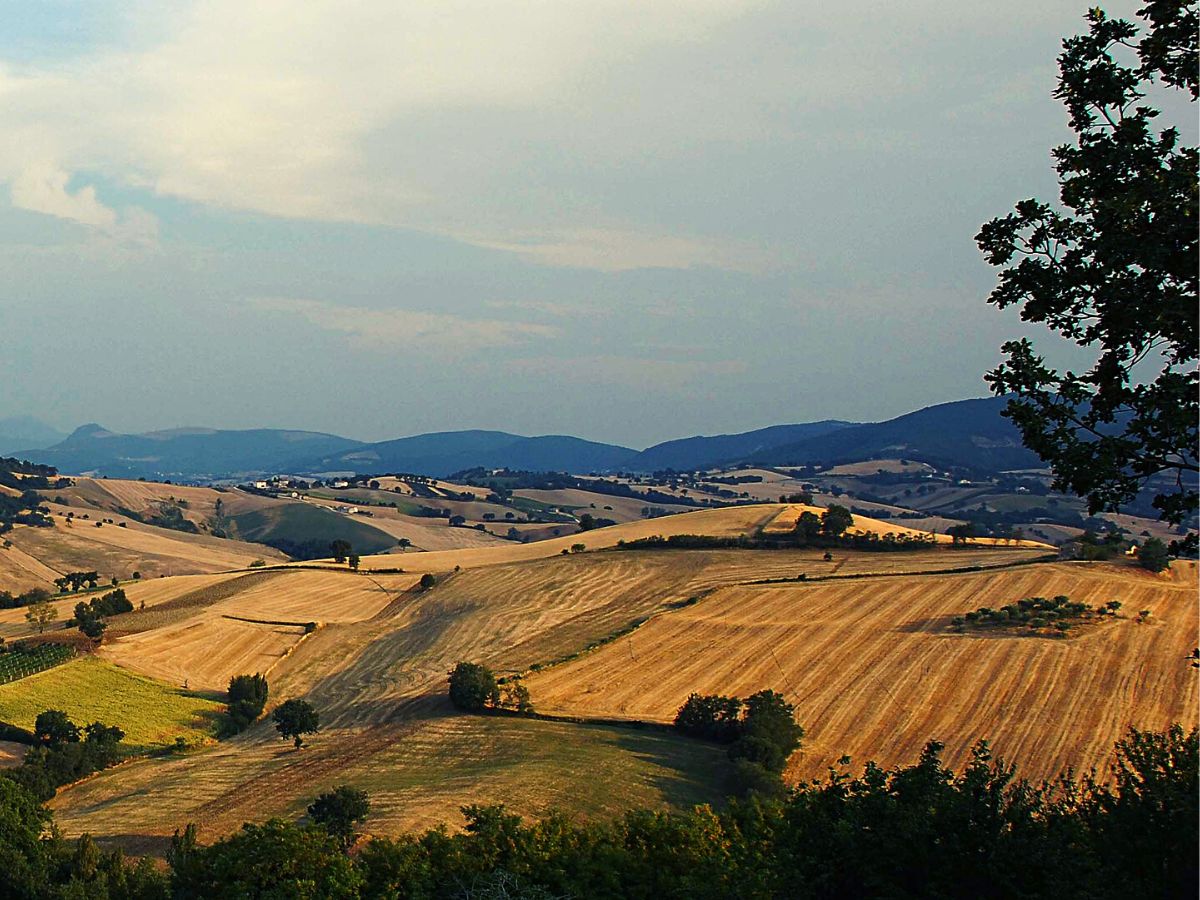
left=227, top=673, right=269, bottom=732
left=24, top=595, right=57, bottom=634
left=448, top=661, right=500, bottom=712
left=308, top=785, right=370, bottom=849
left=977, top=3, right=1197, bottom=552
left=820, top=504, right=854, bottom=538
left=330, top=540, right=352, bottom=564
left=272, top=698, right=320, bottom=749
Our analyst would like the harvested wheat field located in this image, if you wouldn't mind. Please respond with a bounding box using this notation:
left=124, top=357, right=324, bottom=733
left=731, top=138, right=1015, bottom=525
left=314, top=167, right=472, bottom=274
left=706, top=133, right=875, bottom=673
left=96, top=569, right=413, bottom=690
left=0, top=571, right=240, bottom=640
left=761, top=503, right=1055, bottom=548
left=525, top=559, right=1199, bottom=782
left=336, top=504, right=810, bottom=572
left=47, top=544, right=1046, bottom=848
left=3, top=516, right=283, bottom=589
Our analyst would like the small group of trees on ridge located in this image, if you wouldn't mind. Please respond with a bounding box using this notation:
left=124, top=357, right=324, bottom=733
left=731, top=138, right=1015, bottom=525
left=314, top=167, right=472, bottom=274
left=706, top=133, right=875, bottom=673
left=70, top=589, right=134, bottom=643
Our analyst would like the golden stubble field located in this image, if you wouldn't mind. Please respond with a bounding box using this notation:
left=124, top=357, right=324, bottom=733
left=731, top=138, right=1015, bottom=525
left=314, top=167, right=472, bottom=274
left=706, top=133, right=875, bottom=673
left=524, top=559, right=1199, bottom=782
left=47, top=543, right=1062, bottom=850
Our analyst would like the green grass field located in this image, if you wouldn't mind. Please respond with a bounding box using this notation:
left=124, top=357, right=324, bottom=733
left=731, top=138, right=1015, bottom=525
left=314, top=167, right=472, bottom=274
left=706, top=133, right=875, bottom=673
left=311, top=713, right=734, bottom=834
left=0, top=657, right=223, bottom=750
left=228, top=503, right=398, bottom=556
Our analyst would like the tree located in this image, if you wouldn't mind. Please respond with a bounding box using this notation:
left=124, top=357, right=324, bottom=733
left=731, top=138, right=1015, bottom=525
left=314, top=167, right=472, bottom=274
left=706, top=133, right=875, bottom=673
left=1137, top=536, right=1171, bottom=572
left=418, top=573, right=436, bottom=590
left=502, top=681, right=533, bottom=713
left=347, top=553, right=360, bottom=571
left=308, top=786, right=370, bottom=849
left=35, top=710, right=79, bottom=746
left=448, top=661, right=500, bottom=712
left=793, top=511, right=822, bottom=543
left=273, top=698, right=320, bottom=749
left=820, top=504, right=854, bottom=538
left=330, top=540, right=352, bottom=564
left=976, top=4, right=1198, bottom=552
left=227, top=673, right=269, bottom=732
left=24, top=596, right=57, bottom=634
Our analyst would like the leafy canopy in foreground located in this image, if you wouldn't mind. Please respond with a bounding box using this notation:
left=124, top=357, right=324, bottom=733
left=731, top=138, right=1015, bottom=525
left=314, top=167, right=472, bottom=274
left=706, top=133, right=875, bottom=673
left=976, top=2, right=1198, bottom=549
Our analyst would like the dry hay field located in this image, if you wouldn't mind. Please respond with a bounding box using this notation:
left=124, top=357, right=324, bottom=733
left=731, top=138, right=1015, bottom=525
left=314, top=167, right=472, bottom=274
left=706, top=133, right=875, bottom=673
left=0, top=512, right=284, bottom=591
left=761, top=503, right=1054, bottom=548
left=96, top=569, right=413, bottom=691
left=46, top=543, right=1045, bottom=849
left=524, top=559, right=1199, bottom=783
left=338, top=503, right=791, bottom=573
left=316, top=504, right=511, bottom=551
left=512, top=488, right=692, bottom=523
left=0, top=571, right=238, bottom=640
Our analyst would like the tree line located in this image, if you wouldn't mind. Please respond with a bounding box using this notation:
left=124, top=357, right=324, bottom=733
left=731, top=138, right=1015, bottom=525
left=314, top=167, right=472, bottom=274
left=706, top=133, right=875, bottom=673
left=0, top=725, right=1193, bottom=898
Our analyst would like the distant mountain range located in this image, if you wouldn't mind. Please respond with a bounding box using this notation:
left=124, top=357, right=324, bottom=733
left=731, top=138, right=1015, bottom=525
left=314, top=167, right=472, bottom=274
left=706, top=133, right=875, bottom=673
left=0, top=416, right=67, bottom=456
left=10, top=396, right=1040, bottom=480
left=22, top=424, right=361, bottom=479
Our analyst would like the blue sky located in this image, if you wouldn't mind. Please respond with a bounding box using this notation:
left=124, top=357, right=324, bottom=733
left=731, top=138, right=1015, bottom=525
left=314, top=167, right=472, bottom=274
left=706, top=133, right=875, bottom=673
left=0, top=0, right=1173, bottom=447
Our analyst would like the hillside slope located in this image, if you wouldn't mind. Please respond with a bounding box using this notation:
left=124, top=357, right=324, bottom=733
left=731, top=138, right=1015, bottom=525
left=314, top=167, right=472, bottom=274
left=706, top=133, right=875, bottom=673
left=24, top=424, right=362, bottom=479
left=628, top=421, right=854, bottom=472
left=757, top=397, right=1039, bottom=472
left=307, top=430, right=636, bottom=476
left=524, top=560, right=1198, bottom=781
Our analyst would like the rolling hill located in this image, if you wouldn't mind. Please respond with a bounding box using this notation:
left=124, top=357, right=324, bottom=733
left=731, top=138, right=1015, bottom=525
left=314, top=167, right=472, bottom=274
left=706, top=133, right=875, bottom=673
left=21, top=424, right=363, bottom=479
left=754, top=396, right=1040, bottom=472
left=35, top=543, right=1190, bottom=854
left=0, top=416, right=66, bottom=456
left=627, top=421, right=855, bottom=472
left=306, top=430, right=637, bottom=476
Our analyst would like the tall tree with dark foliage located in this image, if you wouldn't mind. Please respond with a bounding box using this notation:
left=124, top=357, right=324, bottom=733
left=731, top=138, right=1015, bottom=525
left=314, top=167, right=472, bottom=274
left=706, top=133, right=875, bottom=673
left=977, top=2, right=1198, bottom=551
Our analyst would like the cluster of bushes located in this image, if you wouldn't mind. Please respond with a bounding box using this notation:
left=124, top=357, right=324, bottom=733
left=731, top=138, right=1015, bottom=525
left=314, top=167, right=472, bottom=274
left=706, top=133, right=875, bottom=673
left=0, top=587, right=52, bottom=610
left=674, top=690, right=803, bottom=795
left=951, top=594, right=1120, bottom=634
left=447, top=662, right=532, bottom=714
left=71, top=589, right=133, bottom=642
left=1, top=710, right=126, bottom=801
left=117, top=500, right=200, bottom=534
left=224, top=673, right=269, bottom=734
left=4, top=726, right=1192, bottom=898
left=51, top=571, right=101, bottom=593
left=0, top=489, right=52, bottom=532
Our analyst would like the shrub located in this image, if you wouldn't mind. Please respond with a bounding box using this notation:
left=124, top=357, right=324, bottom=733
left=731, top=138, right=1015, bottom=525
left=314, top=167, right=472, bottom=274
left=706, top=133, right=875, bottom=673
left=448, top=662, right=500, bottom=712
left=226, top=673, right=269, bottom=733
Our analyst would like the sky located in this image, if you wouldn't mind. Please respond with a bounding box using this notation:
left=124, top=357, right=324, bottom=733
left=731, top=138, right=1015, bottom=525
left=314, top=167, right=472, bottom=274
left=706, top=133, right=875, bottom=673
left=0, top=0, right=1176, bottom=449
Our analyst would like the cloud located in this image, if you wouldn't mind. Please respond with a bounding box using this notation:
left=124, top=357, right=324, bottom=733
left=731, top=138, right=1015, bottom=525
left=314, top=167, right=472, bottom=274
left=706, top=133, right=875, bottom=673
left=8, top=162, right=159, bottom=251
left=248, top=296, right=558, bottom=351
left=11, top=163, right=116, bottom=227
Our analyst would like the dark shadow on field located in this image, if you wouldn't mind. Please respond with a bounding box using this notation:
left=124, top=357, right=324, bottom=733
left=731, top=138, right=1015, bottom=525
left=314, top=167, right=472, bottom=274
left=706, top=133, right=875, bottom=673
left=610, top=726, right=734, bottom=810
